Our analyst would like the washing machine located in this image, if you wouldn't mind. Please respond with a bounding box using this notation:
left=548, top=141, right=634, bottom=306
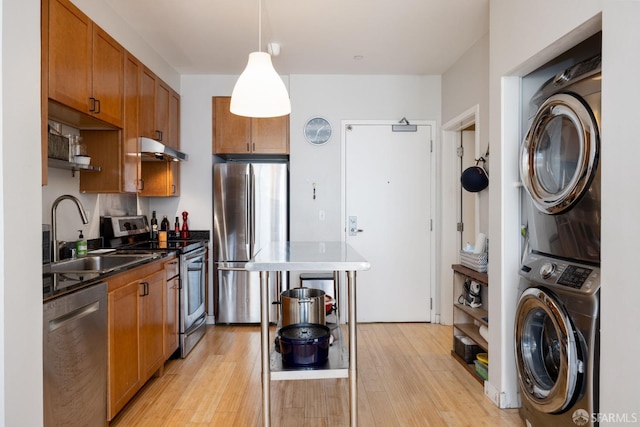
left=520, top=54, right=601, bottom=264
left=515, top=252, right=600, bottom=427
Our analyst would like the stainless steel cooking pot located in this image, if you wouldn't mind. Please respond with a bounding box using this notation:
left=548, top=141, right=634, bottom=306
left=280, top=287, right=326, bottom=326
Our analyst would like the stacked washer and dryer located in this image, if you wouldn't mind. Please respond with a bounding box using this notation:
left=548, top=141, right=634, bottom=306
left=516, top=52, right=602, bottom=427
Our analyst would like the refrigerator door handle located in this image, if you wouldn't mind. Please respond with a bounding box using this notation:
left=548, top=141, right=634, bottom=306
left=250, top=170, right=256, bottom=255
left=216, top=266, right=248, bottom=271
left=245, top=172, right=251, bottom=255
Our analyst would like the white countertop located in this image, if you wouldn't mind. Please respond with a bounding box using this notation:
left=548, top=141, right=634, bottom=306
left=245, top=241, right=370, bottom=272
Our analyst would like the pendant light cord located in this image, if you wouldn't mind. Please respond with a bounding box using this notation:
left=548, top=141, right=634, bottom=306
left=258, top=0, right=262, bottom=52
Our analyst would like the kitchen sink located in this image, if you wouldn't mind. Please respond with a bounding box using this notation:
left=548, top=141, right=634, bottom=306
left=48, top=253, right=159, bottom=274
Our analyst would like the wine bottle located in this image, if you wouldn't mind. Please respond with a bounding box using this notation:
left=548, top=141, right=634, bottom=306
left=161, top=215, right=170, bottom=231
left=150, top=211, right=158, bottom=240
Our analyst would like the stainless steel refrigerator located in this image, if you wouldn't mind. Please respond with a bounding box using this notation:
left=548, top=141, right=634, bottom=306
left=213, top=162, right=288, bottom=323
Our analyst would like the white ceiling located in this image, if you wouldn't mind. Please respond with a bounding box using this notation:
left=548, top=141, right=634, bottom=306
left=103, top=0, right=489, bottom=75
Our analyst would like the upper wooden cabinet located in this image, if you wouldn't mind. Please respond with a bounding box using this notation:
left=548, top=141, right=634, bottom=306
left=213, top=96, right=289, bottom=155
left=79, top=52, right=141, bottom=193
left=47, top=0, right=124, bottom=128
left=140, top=66, right=179, bottom=149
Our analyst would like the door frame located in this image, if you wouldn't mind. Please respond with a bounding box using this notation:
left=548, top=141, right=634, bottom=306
left=340, top=119, right=437, bottom=323
left=440, top=106, right=481, bottom=325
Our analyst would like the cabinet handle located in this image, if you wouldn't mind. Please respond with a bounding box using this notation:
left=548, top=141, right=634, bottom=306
left=171, top=184, right=176, bottom=195
left=95, top=99, right=101, bottom=114
left=140, top=281, right=149, bottom=296
left=155, top=130, right=163, bottom=141
left=139, top=179, right=144, bottom=191
left=89, top=97, right=96, bottom=112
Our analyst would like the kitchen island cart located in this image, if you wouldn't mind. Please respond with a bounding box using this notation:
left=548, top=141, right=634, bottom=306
left=246, top=241, right=370, bottom=426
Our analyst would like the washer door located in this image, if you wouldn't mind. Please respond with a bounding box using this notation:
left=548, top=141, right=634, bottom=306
left=515, top=287, right=582, bottom=414
left=520, top=93, right=599, bottom=214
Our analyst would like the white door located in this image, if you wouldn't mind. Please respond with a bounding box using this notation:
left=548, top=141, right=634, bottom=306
left=344, top=122, right=433, bottom=322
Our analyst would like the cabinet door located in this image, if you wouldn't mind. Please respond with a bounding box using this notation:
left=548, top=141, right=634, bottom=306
left=165, top=275, right=180, bottom=357
left=91, top=25, right=124, bottom=127
left=212, top=96, right=251, bottom=154
left=122, top=52, right=142, bottom=193
left=155, top=80, right=171, bottom=144
left=140, top=162, right=180, bottom=197
left=48, top=0, right=91, bottom=113
left=139, top=270, right=165, bottom=381
left=139, top=66, right=156, bottom=139
left=79, top=129, right=123, bottom=193
left=108, top=280, right=141, bottom=420
left=252, top=115, right=289, bottom=154
left=169, top=89, right=181, bottom=149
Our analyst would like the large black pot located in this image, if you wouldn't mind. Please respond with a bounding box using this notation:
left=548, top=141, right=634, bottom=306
left=278, top=323, right=330, bottom=366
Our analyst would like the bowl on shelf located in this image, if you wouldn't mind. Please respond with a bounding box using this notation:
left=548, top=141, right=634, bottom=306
left=74, top=155, right=91, bottom=165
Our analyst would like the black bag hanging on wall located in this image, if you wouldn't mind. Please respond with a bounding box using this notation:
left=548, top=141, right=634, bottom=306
left=461, top=157, right=489, bottom=192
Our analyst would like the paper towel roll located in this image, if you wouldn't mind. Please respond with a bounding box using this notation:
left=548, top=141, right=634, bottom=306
left=473, top=233, right=487, bottom=254
left=479, top=325, right=489, bottom=342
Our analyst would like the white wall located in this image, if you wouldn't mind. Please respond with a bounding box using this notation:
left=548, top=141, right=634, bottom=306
left=488, top=0, right=603, bottom=411
left=1, top=0, right=43, bottom=425
left=288, top=75, right=441, bottom=243
left=600, top=1, right=640, bottom=421
left=440, top=35, right=490, bottom=327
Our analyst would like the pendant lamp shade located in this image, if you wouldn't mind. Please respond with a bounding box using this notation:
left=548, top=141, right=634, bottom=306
left=230, top=52, right=291, bottom=118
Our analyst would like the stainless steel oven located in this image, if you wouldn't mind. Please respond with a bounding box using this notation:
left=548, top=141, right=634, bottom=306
left=180, top=245, right=207, bottom=357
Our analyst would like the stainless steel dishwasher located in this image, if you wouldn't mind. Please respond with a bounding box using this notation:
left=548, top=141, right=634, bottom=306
left=43, top=282, right=107, bottom=426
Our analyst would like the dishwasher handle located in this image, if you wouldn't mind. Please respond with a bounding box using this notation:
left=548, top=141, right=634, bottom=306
left=48, top=300, right=101, bottom=332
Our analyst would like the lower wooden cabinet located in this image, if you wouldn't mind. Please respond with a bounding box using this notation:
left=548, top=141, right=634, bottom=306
left=107, top=260, right=169, bottom=421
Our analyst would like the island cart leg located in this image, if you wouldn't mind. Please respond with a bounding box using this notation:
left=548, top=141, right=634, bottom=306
left=260, top=271, right=271, bottom=427
left=347, top=270, right=358, bottom=426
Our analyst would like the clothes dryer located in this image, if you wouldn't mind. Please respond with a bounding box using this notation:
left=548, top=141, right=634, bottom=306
left=521, top=55, right=601, bottom=264
left=515, top=252, right=599, bottom=427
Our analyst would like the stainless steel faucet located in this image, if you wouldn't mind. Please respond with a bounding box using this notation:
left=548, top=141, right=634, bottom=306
left=51, top=194, right=89, bottom=262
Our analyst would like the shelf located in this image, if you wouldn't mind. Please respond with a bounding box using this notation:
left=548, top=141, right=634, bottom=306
left=452, top=264, right=488, bottom=285
left=270, top=322, right=349, bottom=381
left=453, top=323, right=487, bottom=351
left=453, top=303, right=488, bottom=326
left=450, top=350, right=484, bottom=384
left=48, top=158, right=101, bottom=176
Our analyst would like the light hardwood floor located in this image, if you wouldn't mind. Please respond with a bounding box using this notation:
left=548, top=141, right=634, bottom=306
left=111, top=323, right=524, bottom=426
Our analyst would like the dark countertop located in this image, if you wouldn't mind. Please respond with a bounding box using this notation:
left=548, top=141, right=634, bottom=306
left=42, top=252, right=170, bottom=302
left=44, top=231, right=210, bottom=302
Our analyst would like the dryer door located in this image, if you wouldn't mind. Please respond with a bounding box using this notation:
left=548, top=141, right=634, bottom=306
left=520, top=93, right=599, bottom=214
left=515, top=287, right=582, bottom=414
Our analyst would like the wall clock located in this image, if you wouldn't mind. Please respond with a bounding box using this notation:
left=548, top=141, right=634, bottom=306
left=304, top=117, right=332, bottom=145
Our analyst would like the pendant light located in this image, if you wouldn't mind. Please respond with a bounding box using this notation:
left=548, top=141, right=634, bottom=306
left=230, top=0, right=291, bottom=118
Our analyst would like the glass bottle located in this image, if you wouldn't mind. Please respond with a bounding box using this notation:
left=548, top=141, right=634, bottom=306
left=161, top=215, right=170, bottom=231
left=174, top=216, right=180, bottom=234
left=150, top=211, right=158, bottom=240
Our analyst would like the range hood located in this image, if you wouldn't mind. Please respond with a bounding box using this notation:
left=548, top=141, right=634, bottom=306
left=140, top=137, right=188, bottom=162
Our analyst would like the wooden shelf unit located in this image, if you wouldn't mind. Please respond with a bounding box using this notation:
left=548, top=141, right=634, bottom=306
left=451, top=264, right=488, bottom=384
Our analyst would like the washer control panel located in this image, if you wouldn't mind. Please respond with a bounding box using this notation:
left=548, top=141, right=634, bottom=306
left=520, top=252, right=600, bottom=293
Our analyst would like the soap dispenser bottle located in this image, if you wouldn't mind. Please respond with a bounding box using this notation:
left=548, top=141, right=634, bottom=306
left=76, top=230, right=88, bottom=257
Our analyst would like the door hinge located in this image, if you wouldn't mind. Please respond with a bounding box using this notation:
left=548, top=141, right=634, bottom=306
left=457, top=222, right=464, bottom=232
left=457, top=146, right=464, bottom=157
left=430, top=219, right=433, bottom=231
left=430, top=298, right=433, bottom=309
